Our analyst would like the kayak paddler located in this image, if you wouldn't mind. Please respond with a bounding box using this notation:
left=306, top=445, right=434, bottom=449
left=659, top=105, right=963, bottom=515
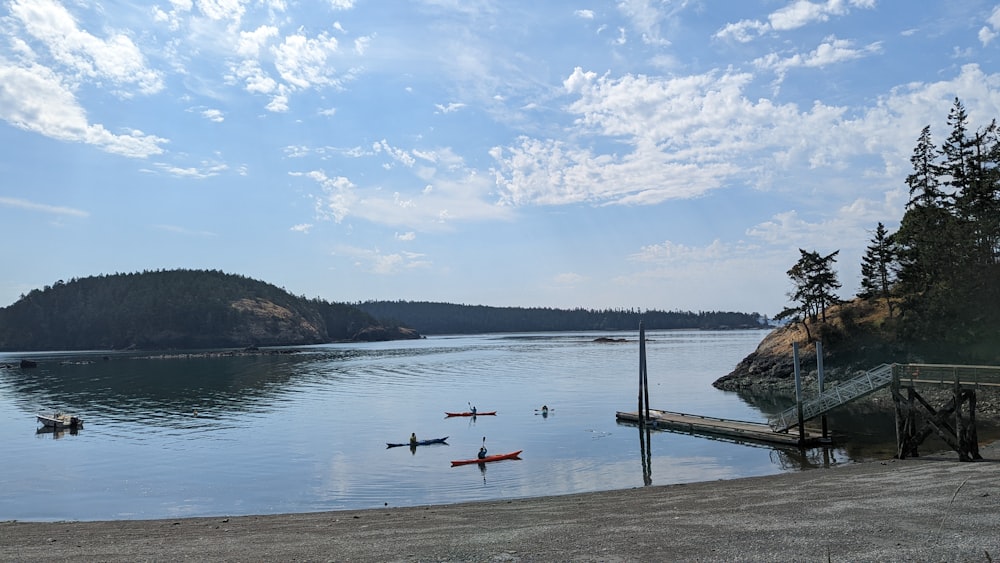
left=478, top=436, right=487, bottom=459
left=409, top=432, right=418, bottom=446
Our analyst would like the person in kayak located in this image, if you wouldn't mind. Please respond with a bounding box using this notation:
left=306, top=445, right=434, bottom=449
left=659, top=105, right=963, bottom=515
left=409, top=433, right=418, bottom=446
left=478, top=444, right=488, bottom=459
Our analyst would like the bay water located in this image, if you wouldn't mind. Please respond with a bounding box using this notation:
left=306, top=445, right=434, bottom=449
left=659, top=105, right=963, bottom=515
left=0, top=329, right=887, bottom=522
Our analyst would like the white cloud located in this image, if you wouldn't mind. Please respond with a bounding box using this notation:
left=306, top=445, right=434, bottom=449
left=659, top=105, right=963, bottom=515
left=237, top=25, right=280, bottom=58
left=434, top=102, right=466, bottom=113
left=493, top=67, right=803, bottom=206
left=335, top=245, right=430, bottom=275
left=493, top=63, right=1000, bottom=216
left=228, top=24, right=353, bottom=111
left=0, top=62, right=166, bottom=158
left=202, top=108, right=224, bottom=122
left=754, top=36, right=883, bottom=80
left=292, top=170, right=358, bottom=222
left=716, top=0, right=877, bottom=42
left=272, top=32, right=341, bottom=89
left=980, top=5, right=1000, bottom=46
left=630, top=239, right=739, bottom=264
left=150, top=160, right=229, bottom=178
left=574, top=10, right=595, bottom=20
left=0, top=196, right=89, bottom=217
left=290, top=223, right=313, bottom=233
left=714, top=20, right=770, bottom=43
left=616, top=0, right=670, bottom=46
left=9, top=0, right=164, bottom=95
left=769, top=0, right=872, bottom=31
left=294, top=143, right=512, bottom=230
left=194, top=0, right=246, bottom=23
left=395, top=231, right=416, bottom=241
left=373, top=139, right=416, bottom=167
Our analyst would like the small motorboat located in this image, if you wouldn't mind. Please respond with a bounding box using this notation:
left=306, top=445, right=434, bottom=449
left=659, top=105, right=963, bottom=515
left=37, top=413, right=84, bottom=430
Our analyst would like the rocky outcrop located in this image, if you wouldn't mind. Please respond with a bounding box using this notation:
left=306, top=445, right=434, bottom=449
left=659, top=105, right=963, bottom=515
left=228, top=297, right=326, bottom=346
left=351, top=326, right=422, bottom=342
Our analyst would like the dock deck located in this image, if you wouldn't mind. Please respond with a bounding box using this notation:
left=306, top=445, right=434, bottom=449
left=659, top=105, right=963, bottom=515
left=616, top=409, right=830, bottom=447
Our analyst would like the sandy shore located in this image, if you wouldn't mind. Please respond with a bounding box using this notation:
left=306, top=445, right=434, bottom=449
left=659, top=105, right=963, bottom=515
left=3, top=444, right=999, bottom=562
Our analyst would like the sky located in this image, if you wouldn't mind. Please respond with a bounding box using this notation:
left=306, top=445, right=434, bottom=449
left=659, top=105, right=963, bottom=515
left=2, top=1, right=1000, bottom=317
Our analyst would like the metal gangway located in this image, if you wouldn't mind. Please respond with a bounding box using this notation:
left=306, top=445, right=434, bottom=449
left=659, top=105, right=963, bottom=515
left=767, top=363, right=894, bottom=432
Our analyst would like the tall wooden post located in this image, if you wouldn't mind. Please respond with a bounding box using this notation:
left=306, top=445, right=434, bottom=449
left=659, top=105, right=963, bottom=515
left=637, top=321, right=652, bottom=485
left=891, top=366, right=918, bottom=459
left=793, top=342, right=805, bottom=446
left=816, top=341, right=827, bottom=440
left=638, top=321, right=648, bottom=424
left=954, top=372, right=964, bottom=457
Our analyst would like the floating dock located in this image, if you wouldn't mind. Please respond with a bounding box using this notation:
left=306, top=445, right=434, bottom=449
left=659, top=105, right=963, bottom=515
left=615, top=409, right=830, bottom=447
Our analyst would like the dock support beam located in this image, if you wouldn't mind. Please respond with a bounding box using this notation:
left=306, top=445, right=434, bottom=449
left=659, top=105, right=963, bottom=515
left=816, top=341, right=828, bottom=441
left=638, top=322, right=650, bottom=424
left=793, top=342, right=805, bottom=446
left=892, top=367, right=982, bottom=461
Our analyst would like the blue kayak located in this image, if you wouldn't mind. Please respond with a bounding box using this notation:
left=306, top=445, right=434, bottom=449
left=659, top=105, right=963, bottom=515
left=387, top=436, right=448, bottom=448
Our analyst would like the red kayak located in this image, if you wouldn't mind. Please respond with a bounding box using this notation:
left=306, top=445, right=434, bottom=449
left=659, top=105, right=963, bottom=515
left=451, top=450, right=522, bottom=466
left=445, top=411, right=497, bottom=417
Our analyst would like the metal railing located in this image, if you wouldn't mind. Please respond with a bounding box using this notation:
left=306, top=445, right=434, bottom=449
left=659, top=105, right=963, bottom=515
left=767, top=363, right=894, bottom=432
left=897, top=363, right=1000, bottom=388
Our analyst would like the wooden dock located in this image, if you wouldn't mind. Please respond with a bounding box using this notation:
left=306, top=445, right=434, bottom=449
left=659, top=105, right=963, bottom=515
left=616, top=409, right=830, bottom=447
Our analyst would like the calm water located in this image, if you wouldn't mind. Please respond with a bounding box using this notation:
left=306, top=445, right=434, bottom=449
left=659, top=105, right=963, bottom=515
left=0, top=330, right=886, bottom=522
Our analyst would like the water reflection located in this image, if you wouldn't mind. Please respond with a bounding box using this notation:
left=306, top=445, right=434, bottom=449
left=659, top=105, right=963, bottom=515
left=638, top=420, right=652, bottom=486
left=619, top=418, right=847, bottom=473
left=1, top=351, right=329, bottom=428
left=35, top=426, right=81, bottom=439
left=769, top=446, right=840, bottom=470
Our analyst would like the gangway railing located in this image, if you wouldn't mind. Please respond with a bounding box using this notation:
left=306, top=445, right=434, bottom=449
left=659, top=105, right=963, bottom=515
left=898, top=363, right=1000, bottom=388
left=767, top=363, right=894, bottom=432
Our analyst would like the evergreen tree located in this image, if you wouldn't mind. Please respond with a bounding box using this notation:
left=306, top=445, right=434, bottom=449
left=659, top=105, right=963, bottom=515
left=858, top=222, right=896, bottom=317
left=895, top=123, right=959, bottom=297
left=775, top=249, right=842, bottom=339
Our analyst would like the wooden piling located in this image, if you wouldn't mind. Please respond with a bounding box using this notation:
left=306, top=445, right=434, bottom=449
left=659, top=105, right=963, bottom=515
left=816, top=341, right=828, bottom=440
left=793, top=342, right=805, bottom=446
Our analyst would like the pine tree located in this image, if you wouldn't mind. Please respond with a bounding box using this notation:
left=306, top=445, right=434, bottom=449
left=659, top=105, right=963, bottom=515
left=776, top=249, right=842, bottom=338
left=858, top=222, right=896, bottom=317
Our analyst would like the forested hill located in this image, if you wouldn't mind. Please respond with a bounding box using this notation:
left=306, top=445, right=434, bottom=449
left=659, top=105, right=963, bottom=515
left=356, top=301, right=766, bottom=335
left=0, top=270, right=417, bottom=351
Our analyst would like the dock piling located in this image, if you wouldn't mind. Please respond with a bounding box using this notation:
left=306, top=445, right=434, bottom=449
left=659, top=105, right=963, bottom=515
left=793, top=342, right=805, bottom=446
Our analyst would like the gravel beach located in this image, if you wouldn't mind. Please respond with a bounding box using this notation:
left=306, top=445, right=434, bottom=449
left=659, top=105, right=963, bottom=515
left=3, top=443, right=999, bottom=562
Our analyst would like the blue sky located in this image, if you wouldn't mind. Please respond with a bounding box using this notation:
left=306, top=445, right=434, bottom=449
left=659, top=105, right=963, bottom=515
left=2, top=1, right=1000, bottom=317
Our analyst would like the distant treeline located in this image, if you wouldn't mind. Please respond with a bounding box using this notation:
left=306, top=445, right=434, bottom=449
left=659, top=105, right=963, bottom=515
left=356, top=301, right=767, bottom=335
left=0, top=269, right=767, bottom=352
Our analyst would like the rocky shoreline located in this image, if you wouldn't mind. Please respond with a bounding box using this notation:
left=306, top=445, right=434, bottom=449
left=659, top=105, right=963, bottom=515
left=714, top=325, right=1000, bottom=420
